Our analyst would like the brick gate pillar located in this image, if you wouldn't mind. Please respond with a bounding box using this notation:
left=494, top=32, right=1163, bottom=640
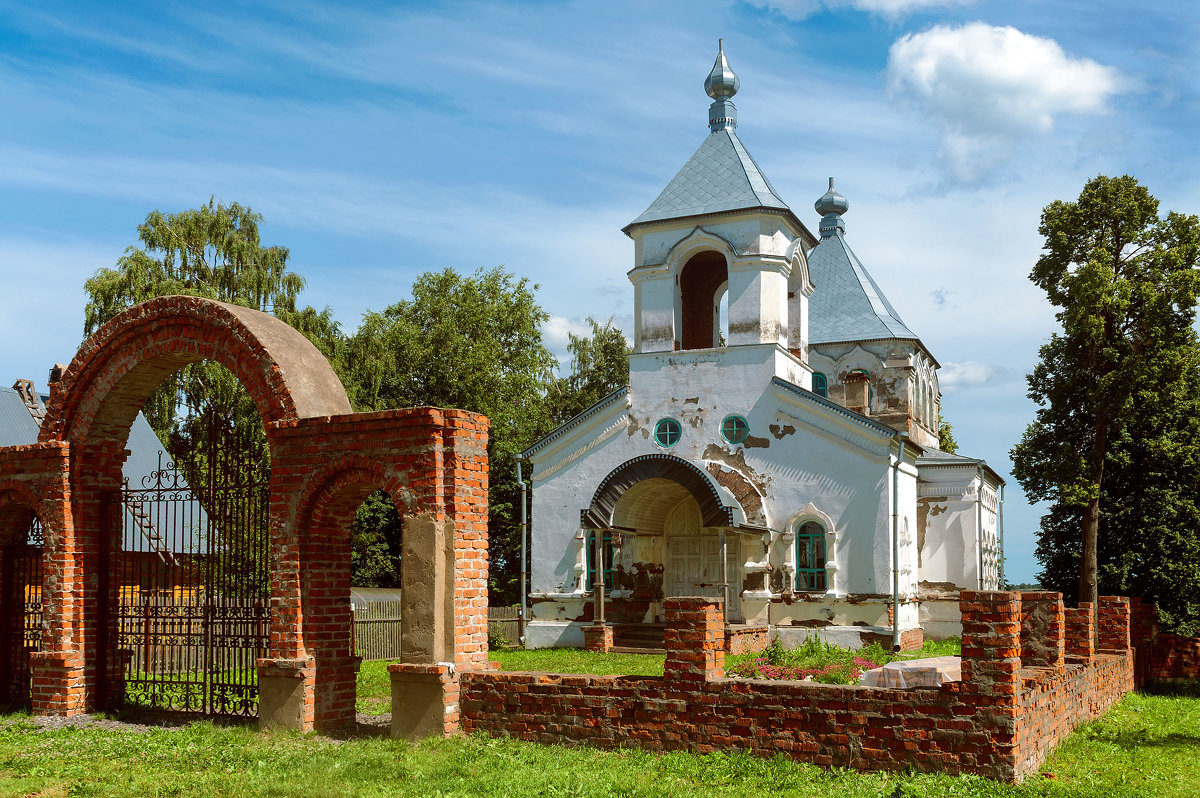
left=1019, top=592, right=1064, bottom=670
left=664, top=597, right=724, bottom=682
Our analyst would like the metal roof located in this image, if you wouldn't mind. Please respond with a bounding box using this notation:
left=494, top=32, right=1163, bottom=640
left=807, top=215, right=919, bottom=345
left=0, top=384, right=208, bottom=552
left=0, top=387, right=41, bottom=447
left=625, top=129, right=793, bottom=230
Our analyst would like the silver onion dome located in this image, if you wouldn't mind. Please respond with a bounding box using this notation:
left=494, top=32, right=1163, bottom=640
left=705, top=40, right=739, bottom=132
left=705, top=39, right=740, bottom=100
left=815, top=178, right=849, bottom=238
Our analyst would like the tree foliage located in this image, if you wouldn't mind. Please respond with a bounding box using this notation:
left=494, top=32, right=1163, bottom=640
left=344, top=267, right=558, bottom=603
left=83, top=199, right=344, bottom=466
left=1011, top=175, right=1200, bottom=631
left=937, top=415, right=958, bottom=454
left=547, top=317, right=630, bottom=425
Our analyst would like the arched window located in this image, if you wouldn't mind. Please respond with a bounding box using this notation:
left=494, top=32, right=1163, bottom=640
left=795, top=520, right=827, bottom=591
left=852, top=369, right=873, bottom=407
left=813, top=372, right=828, bottom=399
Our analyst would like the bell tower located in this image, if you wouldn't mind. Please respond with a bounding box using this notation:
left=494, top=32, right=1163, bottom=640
left=622, top=41, right=816, bottom=384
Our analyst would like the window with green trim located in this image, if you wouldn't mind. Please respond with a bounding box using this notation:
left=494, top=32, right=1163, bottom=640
left=654, top=418, right=682, bottom=447
left=852, top=369, right=873, bottom=406
left=795, top=521, right=827, bottom=591
left=585, top=530, right=614, bottom=591
left=813, top=372, right=828, bottom=399
left=720, top=414, right=749, bottom=444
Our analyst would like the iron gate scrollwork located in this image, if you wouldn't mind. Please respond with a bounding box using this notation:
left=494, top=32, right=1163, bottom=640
left=1, top=519, right=42, bottom=707
left=105, top=423, right=270, bottom=718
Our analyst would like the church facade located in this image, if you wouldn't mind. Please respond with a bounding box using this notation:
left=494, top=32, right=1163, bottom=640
left=523, top=43, right=1003, bottom=650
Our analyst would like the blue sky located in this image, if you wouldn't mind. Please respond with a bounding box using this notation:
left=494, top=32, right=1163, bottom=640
left=1, top=0, right=1196, bottom=583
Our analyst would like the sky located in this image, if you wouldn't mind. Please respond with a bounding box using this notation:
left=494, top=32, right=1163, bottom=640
left=1, top=0, right=1196, bottom=584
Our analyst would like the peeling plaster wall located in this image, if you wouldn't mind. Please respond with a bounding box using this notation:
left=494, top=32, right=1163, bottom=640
left=526, top=342, right=922, bottom=647
left=917, top=463, right=1002, bottom=593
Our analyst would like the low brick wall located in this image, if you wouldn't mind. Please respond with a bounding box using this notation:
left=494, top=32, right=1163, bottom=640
left=724, top=625, right=769, bottom=655
left=456, top=593, right=1137, bottom=783
left=1129, top=596, right=1200, bottom=683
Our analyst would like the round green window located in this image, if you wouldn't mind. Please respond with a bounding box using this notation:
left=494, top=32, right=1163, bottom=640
left=654, top=418, right=682, bottom=447
left=720, top=415, right=750, bottom=444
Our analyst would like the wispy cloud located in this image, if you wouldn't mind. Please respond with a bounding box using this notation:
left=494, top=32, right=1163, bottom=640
left=887, top=23, right=1124, bottom=183
left=745, top=0, right=974, bottom=21
left=939, top=361, right=1000, bottom=392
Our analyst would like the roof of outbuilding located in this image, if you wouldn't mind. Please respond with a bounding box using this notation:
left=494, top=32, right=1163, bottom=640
left=0, top=384, right=209, bottom=552
left=625, top=128, right=794, bottom=230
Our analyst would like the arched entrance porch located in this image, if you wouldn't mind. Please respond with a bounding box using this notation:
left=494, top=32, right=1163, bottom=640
left=582, top=455, right=750, bottom=648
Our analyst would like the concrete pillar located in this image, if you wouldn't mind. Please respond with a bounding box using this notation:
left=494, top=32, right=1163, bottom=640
left=389, top=663, right=460, bottom=740
left=1019, top=591, right=1064, bottom=670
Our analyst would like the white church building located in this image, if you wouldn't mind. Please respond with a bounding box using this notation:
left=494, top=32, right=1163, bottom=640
left=522, top=43, right=1003, bottom=650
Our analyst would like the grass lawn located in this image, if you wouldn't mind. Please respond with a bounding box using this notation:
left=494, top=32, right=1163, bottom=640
left=1, top=682, right=1198, bottom=797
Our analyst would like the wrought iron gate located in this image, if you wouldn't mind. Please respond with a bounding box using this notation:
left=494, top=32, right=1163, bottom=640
left=105, top=426, right=270, bottom=717
left=1, top=520, right=42, bottom=706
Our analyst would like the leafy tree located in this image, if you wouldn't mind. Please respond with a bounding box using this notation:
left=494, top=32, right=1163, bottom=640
left=1011, top=175, right=1200, bottom=628
left=351, top=491, right=403, bottom=588
left=937, top=414, right=958, bottom=454
left=346, top=267, right=558, bottom=604
left=547, top=317, right=630, bottom=425
left=83, top=198, right=346, bottom=466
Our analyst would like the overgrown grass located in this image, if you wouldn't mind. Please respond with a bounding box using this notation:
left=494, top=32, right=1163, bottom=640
left=1, top=683, right=1197, bottom=797
left=726, top=636, right=962, bottom=684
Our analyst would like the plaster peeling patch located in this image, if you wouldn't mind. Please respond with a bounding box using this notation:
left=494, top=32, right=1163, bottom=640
left=769, top=424, right=795, bottom=440
left=742, top=436, right=769, bottom=449
left=626, top=415, right=650, bottom=440
left=684, top=397, right=700, bottom=404
left=702, top=443, right=771, bottom=527
left=915, top=499, right=947, bottom=569
left=534, top=416, right=630, bottom=482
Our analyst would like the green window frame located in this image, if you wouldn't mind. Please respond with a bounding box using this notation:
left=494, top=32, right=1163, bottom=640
left=720, top=414, right=750, bottom=444
left=795, top=520, right=827, bottom=592
left=585, top=531, right=614, bottom=591
left=813, top=372, right=828, bottom=399
left=852, top=369, right=873, bottom=406
left=654, top=418, right=682, bottom=448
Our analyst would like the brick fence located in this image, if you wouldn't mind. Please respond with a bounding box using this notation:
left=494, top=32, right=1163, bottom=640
left=1130, top=596, right=1200, bottom=682
left=450, top=592, right=1135, bottom=783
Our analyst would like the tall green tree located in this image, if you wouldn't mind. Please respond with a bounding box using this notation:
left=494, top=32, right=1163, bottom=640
left=84, top=198, right=346, bottom=468
left=1011, top=175, right=1200, bottom=626
left=346, top=266, right=558, bottom=604
left=547, top=317, right=630, bottom=425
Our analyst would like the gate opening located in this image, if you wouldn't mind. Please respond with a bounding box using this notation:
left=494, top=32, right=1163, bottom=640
left=103, top=415, right=270, bottom=718
left=1, top=518, right=42, bottom=707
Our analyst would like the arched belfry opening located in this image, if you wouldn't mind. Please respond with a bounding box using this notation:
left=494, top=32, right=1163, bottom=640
left=679, top=251, right=728, bottom=350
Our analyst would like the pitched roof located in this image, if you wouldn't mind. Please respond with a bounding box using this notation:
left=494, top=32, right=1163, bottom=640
left=624, top=129, right=794, bottom=230
left=807, top=230, right=919, bottom=344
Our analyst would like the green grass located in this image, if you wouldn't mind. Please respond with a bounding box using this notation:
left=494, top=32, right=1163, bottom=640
left=355, top=640, right=963, bottom=713
left=1, top=683, right=1197, bottom=797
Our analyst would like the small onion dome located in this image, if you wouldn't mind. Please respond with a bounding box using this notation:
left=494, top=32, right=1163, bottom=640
left=815, top=177, right=850, bottom=216
left=705, top=39, right=740, bottom=100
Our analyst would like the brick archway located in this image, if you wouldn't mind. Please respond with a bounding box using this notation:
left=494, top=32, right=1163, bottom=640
left=40, top=295, right=351, bottom=446
left=2, top=296, right=489, bottom=730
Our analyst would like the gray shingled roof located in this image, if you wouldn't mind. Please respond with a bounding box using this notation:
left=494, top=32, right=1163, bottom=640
left=626, top=129, right=792, bottom=229
left=0, top=385, right=208, bottom=553
left=808, top=232, right=918, bottom=344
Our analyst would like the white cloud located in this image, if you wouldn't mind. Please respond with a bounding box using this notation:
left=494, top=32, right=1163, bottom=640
left=887, top=23, right=1123, bottom=182
left=745, top=0, right=973, bottom=20
left=939, top=361, right=999, bottom=392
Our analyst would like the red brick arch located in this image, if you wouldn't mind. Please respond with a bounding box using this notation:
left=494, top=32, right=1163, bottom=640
left=39, top=295, right=351, bottom=446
